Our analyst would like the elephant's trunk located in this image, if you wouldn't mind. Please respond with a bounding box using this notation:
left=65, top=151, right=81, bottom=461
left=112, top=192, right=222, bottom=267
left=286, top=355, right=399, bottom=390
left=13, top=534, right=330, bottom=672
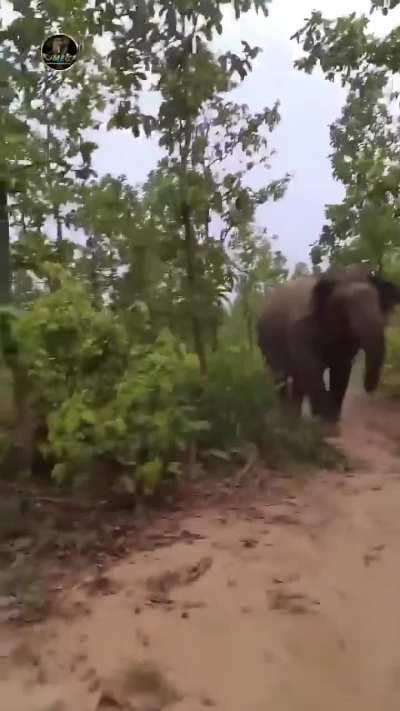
left=361, top=326, right=385, bottom=393
left=348, top=286, right=385, bottom=393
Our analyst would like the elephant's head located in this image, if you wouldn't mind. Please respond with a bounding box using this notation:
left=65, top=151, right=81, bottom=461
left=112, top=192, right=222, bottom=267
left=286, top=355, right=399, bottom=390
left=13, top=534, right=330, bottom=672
left=311, top=267, right=400, bottom=395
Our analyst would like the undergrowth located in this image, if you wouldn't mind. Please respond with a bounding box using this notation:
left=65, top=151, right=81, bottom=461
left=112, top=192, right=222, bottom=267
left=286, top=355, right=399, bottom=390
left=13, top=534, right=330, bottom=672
left=0, top=275, right=346, bottom=496
left=381, top=326, right=400, bottom=398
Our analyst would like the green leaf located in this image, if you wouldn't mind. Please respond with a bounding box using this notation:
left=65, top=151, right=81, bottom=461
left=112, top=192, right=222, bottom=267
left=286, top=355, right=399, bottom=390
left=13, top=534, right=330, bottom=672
left=203, top=448, right=231, bottom=461
left=188, top=420, right=210, bottom=433
left=116, top=474, right=136, bottom=494
left=80, top=141, right=97, bottom=164
left=137, top=458, right=163, bottom=496
left=167, top=461, right=182, bottom=477
left=51, top=462, right=69, bottom=484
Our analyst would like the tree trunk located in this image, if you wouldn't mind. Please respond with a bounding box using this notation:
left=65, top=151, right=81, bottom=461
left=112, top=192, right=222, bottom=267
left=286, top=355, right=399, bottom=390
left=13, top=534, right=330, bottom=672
left=211, top=320, right=218, bottom=352
left=87, top=235, right=100, bottom=304
left=177, top=40, right=207, bottom=376
left=181, top=203, right=207, bottom=376
left=247, top=313, right=254, bottom=351
left=55, top=204, right=63, bottom=242
left=0, top=180, right=11, bottom=305
left=0, top=184, right=36, bottom=475
left=242, top=298, right=254, bottom=351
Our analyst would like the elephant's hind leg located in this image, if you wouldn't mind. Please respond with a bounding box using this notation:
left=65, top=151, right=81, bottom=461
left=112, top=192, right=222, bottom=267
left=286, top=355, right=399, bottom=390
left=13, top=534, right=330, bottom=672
left=275, top=375, right=303, bottom=419
left=291, top=377, right=304, bottom=417
left=275, top=375, right=289, bottom=401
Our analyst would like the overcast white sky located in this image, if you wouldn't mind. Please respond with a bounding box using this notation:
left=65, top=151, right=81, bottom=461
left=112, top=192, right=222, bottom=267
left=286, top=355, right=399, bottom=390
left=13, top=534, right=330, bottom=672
left=3, top=0, right=400, bottom=267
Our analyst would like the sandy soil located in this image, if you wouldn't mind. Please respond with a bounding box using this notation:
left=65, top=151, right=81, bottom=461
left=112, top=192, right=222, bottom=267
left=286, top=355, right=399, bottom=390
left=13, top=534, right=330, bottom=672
left=2, top=393, right=400, bottom=711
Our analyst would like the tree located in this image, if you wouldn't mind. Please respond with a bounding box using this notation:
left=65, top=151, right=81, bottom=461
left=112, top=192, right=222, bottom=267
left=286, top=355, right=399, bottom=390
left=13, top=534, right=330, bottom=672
left=2, top=0, right=290, bottom=377
left=3, top=2, right=284, bottom=346
left=151, top=19, right=289, bottom=371
left=292, top=261, right=310, bottom=278
left=230, top=228, right=287, bottom=350
left=292, top=1, right=400, bottom=271
left=1, top=0, right=108, bottom=305
left=139, top=92, right=289, bottom=362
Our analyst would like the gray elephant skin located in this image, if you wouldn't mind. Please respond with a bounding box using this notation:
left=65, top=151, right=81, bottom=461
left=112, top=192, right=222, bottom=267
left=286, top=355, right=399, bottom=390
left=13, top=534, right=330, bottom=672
left=257, top=266, right=400, bottom=424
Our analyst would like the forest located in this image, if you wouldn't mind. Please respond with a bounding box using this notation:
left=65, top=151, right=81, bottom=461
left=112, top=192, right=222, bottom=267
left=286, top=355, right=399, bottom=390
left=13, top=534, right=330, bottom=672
left=3, top=3, right=400, bottom=709
left=1, top=0, right=400, bottom=500
left=0, top=0, right=400, bottom=494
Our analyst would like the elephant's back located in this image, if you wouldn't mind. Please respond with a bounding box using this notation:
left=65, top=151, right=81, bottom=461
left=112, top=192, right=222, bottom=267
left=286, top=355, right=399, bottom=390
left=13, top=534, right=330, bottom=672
left=257, top=277, right=317, bottom=372
left=260, top=277, right=317, bottom=322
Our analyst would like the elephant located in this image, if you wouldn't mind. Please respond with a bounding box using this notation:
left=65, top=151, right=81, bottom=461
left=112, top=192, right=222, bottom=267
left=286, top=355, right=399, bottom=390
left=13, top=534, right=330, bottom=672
left=257, top=266, right=400, bottom=424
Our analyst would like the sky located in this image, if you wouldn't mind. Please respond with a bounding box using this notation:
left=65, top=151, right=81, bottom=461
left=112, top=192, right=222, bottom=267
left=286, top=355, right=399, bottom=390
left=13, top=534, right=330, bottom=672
left=3, top=0, right=400, bottom=268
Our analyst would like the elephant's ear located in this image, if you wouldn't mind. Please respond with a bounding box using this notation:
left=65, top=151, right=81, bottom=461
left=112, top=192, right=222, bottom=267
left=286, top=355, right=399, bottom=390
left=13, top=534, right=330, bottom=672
left=310, top=273, right=337, bottom=319
left=368, top=273, right=400, bottom=314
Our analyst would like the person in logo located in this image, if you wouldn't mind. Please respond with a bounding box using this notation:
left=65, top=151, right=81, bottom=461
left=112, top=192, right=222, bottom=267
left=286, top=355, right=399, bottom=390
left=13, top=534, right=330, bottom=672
left=51, top=36, right=69, bottom=55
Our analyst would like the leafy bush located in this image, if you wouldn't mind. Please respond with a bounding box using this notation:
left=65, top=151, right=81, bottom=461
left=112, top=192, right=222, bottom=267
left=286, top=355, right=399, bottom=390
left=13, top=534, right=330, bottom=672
left=13, top=274, right=129, bottom=410
left=257, top=413, right=348, bottom=471
left=46, top=330, right=208, bottom=493
left=198, top=345, right=345, bottom=471
left=10, top=275, right=208, bottom=493
left=199, top=345, right=278, bottom=449
left=5, top=275, right=209, bottom=492
left=0, top=274, right=344, bottom=494
left=381, top=326, right=400, bottom=397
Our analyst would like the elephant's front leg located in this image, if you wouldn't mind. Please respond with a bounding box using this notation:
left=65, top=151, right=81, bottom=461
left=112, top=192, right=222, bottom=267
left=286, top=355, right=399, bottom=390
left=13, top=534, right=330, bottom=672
left=308, top=380, right=334, bottom=421
left=329, top=359, right=352, bottom=421
left=290, top=321, right=335, bottom=423
left=291, top=362, right=335, bottom=422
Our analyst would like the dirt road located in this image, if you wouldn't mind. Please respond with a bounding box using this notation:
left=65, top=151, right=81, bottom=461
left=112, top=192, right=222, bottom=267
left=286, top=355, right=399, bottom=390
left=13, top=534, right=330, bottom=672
left=2, top=393, right=400, bottom=711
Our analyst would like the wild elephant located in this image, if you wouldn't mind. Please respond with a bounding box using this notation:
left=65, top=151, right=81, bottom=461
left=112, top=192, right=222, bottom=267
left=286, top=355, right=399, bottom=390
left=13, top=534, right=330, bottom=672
left=257, top=266, right=400, bottom=424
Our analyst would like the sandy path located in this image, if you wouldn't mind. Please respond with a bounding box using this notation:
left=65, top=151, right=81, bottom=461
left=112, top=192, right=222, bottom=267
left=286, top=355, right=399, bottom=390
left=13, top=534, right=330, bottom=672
left=2, top=393, right=400, bottom=711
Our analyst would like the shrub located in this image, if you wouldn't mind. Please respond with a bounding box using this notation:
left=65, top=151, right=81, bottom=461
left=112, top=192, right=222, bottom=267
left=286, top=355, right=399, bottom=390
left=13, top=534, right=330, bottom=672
left=257, top=413, right=348, bottom=471
left=46, top=329, right=209, bottom=493
left=198, top=345, right=345, bottom=471
left=0, top=274, right=345, bottom=494
left=6, top=274, right=208, bottom=493
left=13, top=276, right=129, bottom=410
left=381, top=326, right=400, bottom=397
left=199, top=345, right=278, bottom=449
